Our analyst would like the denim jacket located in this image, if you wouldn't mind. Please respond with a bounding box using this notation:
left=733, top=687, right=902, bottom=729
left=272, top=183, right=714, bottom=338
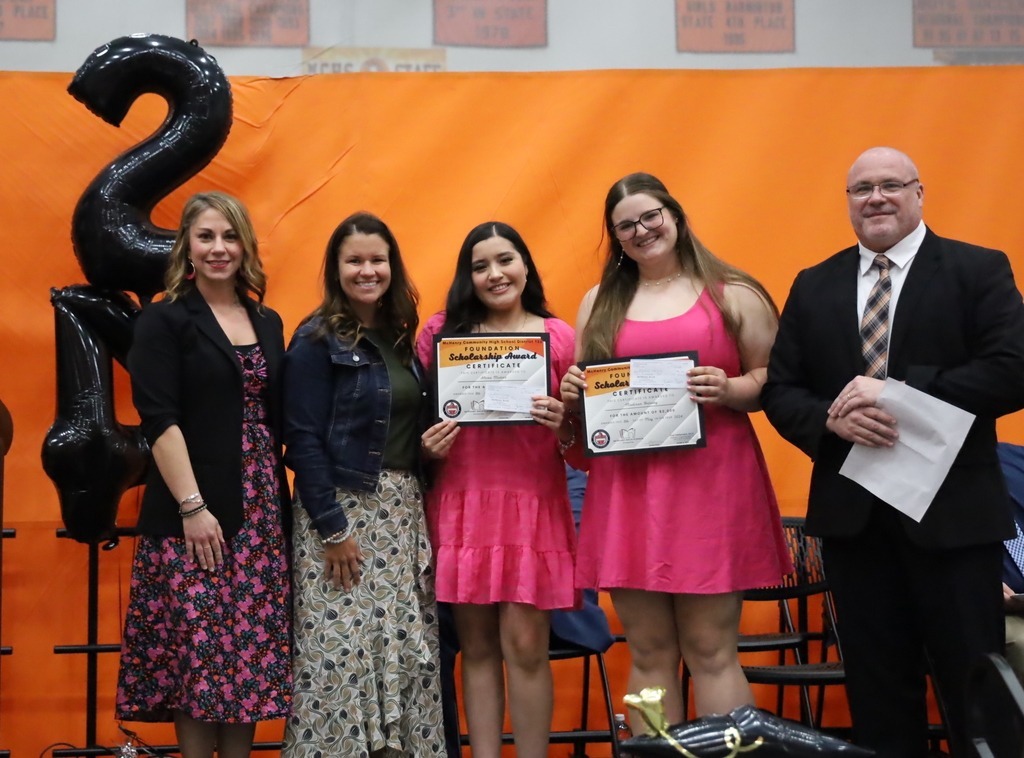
left=282, top=319, right=427, bottom=538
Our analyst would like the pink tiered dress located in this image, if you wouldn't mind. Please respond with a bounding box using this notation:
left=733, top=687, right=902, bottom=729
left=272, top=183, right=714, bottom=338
left=416, top=313, right=578, bottom=610
left=575, top=288, right=792, bottom=594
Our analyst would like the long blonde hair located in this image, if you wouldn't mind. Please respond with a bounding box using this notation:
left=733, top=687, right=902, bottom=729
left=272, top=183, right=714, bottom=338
left=581, top=172, right=777, bottom=361
left=164, top=191, right=267, bottom=302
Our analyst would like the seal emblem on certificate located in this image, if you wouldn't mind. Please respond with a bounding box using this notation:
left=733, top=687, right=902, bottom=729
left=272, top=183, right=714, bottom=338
left=433, top=333, right=551, bottom=425
left=580, top=351, right=706, bottom=457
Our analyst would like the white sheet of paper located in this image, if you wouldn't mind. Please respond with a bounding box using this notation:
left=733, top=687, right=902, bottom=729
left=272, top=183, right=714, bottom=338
left=629, top=358, right=693, bottom=389
left=484, top=382, right=536, bottom=413
left=839, top=379, right=975, bottom=522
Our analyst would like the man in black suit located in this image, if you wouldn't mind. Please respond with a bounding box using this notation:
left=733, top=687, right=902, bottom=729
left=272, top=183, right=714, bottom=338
left=762, top=146, right=1024, bottom=757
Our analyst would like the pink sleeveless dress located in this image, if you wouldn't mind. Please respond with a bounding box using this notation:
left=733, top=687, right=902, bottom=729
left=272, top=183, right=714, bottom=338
left=575, top=288, right=792, bottom=594
left=416, top=313, right=578, bottom=610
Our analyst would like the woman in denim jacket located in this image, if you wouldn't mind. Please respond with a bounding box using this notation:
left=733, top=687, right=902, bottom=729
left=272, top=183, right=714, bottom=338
left=281, top=212, right=446, bottom=757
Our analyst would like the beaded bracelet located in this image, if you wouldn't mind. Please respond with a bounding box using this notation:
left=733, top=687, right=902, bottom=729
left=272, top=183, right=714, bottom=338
left=558, top=427, right=577, bottom=455
left=180, top=502, right=209, bottom=518
left=557, top=415, right=578, bottom=455
left=322, top=524, right=353, bottom=545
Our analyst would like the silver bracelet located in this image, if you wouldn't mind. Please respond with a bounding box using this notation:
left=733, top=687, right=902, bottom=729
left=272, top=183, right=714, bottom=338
left=179, top=492, right=203, bottom=506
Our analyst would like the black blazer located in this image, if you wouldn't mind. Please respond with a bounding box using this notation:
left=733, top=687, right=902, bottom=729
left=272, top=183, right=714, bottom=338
left=127, top=287, right=288, bottom=539
left=763, top=228, right=1024, bottom=549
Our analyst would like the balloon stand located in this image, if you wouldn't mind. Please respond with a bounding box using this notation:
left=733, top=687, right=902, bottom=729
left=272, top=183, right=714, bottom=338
left=51, top=529, right=130, bottom=757
left=46, top=529, right=285, bottom=757
left=0, top=527, right=11, bottom=758
left=1, top=397, right=12, bottom=757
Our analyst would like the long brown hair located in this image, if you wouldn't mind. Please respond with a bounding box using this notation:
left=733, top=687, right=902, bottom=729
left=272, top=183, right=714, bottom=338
left=164, top=191, right=266, bottom=303
left=303, top=212, right=419, bottom=364
left=581, top=172, right=777, bottom=360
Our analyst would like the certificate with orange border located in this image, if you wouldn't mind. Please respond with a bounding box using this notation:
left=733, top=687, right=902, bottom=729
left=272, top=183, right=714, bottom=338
left=433, top=333, right=551, bottom=425
left=580, top=352, right=705, bottom=457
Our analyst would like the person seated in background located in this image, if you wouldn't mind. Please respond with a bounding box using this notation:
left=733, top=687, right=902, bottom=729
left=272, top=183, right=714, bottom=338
left=998, top=442, right=1024, bottom=683
left=551, top=465, right=615, bottom=654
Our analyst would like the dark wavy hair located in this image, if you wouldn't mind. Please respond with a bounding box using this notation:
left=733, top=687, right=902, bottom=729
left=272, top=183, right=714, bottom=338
left=303, top=212, right=419, bottom=363
left=581, top=172, right=778, bottom=360
left=440, top=221, right=553, bottom=334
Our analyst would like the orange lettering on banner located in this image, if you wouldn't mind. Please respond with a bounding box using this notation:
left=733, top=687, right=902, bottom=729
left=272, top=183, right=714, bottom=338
left=914, top=0, right=1024, bottom=48
left=675, top=0, right=794, bottom=53
left=186, top=0, right=309, bottom=47
left=434, top=0, right=547, bottom=47
left=0, top=0, right=55, bottom=41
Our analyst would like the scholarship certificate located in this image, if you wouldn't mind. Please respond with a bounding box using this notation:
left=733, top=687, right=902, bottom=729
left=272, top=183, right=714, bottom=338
left=433, top=333, right=551, bottom=425
left=579, top=352, right=705, bottom=457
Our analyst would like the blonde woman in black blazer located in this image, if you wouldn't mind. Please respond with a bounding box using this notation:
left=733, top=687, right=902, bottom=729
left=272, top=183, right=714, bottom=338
left=116, top=192, right=292, bottom=758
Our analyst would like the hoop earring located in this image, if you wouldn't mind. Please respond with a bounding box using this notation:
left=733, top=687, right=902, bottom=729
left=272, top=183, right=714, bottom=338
left=185, top=259, right=196, bottom=280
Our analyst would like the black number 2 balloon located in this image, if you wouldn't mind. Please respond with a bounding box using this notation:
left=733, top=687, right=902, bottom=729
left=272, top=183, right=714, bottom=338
left=42, top=35, right=232, bottom=543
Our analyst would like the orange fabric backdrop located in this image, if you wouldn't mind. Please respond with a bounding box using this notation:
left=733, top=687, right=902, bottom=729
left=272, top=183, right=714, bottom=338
left=1, top=65, right=1023, bottom=754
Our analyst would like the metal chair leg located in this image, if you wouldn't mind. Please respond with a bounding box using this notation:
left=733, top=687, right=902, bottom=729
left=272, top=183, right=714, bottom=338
left=597, top=651, right=622, bottom=758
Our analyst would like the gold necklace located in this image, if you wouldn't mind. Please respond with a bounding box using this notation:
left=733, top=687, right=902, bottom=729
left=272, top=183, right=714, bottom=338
left=479, top=312, right=530, bottom=333
left=638, top=271, right=684, bottom=287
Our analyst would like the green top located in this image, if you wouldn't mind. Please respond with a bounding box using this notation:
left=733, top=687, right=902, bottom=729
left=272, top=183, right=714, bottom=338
left=364, top=329, right=421, bottom=471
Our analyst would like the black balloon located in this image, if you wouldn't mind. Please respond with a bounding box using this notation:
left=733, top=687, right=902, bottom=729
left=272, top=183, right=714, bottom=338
left=620, top=705, right=875, bottom=757
left=0, top=396, right=11, bottom=458
left=68, top=34, right=232, bottom=298
left=41, top=287, right=149, bottom=544
left=44, top=35, right=232, bottom=543
left=0, top=397, right=9, bottom=661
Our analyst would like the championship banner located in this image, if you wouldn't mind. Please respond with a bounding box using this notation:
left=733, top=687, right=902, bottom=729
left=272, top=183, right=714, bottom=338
left=676, top=0, right=794, bottom=53
left=186, top=0, right=308, bottom=47
left=914, top=0, right=1024, bottom=48
left=0, top=0, right=55, bottom=41
left=434, top=0, right=547, bottom=47
left=433, top=333, right=551, bottom=425
left=302, top=46, right=446, bottom=74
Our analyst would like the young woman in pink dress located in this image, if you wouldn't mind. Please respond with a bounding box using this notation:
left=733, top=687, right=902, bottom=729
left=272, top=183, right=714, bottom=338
left=417, top=221, right=577, bottom=758
left=560, top=173, right=792, bottom=725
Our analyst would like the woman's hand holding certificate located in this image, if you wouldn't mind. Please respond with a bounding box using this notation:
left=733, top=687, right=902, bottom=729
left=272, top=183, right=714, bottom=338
left=686, top=365, right=732, bottom=405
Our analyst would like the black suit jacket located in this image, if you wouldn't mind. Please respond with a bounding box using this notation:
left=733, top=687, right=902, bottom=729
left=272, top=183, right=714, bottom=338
left=763, top=228, right=1024, bottom=549
left=127, top=287, right=288, bottom=538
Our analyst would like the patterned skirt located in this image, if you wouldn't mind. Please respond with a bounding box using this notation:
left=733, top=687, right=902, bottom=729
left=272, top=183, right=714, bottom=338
left=115, top=437, right=292, bottom=722
left=283, top=470, right=447, bottom=757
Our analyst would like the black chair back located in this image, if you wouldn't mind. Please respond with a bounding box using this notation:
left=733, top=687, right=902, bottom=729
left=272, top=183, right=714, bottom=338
left=744, top=516, right=829, bottom=602
left=967, top=653, right=1024, bottom=758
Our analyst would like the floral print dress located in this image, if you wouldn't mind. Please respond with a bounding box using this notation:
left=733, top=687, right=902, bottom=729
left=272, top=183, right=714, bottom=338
left=116, top=344, right=292, bottom=723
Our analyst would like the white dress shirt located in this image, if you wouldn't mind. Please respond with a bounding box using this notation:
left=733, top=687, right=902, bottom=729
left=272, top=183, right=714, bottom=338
left=856, top=220, right=927, bottom=325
